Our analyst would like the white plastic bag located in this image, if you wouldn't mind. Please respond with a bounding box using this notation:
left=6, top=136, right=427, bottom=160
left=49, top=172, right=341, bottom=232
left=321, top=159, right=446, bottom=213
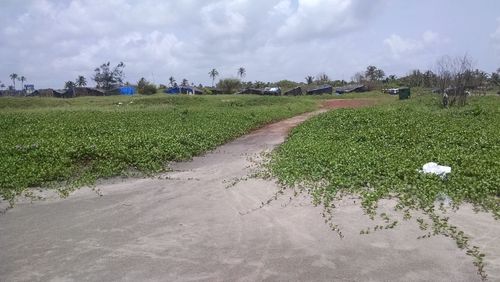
left=422, top=162, right=451, bottom=178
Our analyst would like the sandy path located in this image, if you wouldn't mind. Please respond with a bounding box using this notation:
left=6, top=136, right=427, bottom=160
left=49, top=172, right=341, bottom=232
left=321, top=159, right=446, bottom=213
left=1, top=102, right=498, bottom=281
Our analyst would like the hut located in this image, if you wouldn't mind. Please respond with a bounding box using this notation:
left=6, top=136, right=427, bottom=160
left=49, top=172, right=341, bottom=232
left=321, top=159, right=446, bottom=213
left=283, top=86, right=303, bottom=96
left=119, top=86, right=135, bottom=95
left=165, top=86, right=202, bottom=95
left=238, top=88, right=264, bottom=95
left=307, top=85, right=333, bottom=95
left=263, top=87, right=281, bottom=96
left=335, top=84, right=367, bottom=94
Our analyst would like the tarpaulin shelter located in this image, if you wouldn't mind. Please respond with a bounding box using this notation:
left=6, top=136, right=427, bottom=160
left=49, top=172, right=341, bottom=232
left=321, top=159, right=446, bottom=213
left=120, top=86, right=135, bottom=95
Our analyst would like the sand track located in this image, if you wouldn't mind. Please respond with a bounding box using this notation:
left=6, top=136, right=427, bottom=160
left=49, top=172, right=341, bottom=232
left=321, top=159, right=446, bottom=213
left=1, top=102, right=498, bottom=281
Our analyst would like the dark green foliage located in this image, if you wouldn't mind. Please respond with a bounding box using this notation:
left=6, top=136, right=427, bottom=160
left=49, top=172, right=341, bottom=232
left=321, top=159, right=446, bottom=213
left=216, top=78, right=242, bottom=94
left=137, top=77, right=157, bottom=95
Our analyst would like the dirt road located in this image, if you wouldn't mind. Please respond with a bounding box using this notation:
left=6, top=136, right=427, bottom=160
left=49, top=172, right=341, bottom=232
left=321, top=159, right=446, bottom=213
left=1, top=101, right=498, bottom=281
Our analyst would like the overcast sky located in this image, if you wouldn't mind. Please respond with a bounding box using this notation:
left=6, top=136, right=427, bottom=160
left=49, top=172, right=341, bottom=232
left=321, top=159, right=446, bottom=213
left=1, top=0, right=500, bottom=89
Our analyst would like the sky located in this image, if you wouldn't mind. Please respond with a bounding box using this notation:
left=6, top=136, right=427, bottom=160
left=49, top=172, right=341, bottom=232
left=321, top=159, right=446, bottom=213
left=1, top=0, right=500, bottom=89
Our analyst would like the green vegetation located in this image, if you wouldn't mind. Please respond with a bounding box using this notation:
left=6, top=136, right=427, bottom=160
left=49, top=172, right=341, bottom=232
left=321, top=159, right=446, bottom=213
left=268, top=93, right=499, bottom=279
left=270, top=94, right=499, bottom=215
left=0, top=94, right=317, bottom=203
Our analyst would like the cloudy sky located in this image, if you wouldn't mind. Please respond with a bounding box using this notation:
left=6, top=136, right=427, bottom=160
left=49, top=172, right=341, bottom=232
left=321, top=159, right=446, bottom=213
left=1, top=0, right=500, bottom=89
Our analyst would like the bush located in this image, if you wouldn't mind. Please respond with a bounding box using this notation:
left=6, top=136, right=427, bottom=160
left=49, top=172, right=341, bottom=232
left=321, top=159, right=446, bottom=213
left=216, top=78, right=241, bottom=94
left=137, top=77, right=157, bottom=95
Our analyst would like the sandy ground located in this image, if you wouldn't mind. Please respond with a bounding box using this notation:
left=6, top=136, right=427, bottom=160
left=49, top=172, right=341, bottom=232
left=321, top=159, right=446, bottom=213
left=1, top=102, right=499, bottom=281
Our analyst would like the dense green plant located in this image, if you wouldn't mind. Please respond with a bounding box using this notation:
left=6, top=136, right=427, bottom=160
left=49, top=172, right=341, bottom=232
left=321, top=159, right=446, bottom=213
left=0, top=95, right=316, bottom=204
left=268, top=94, right=499, bottom=279
left=216, top=78, right=242, bottom=94
left=137, top=77, right=157, bottom=95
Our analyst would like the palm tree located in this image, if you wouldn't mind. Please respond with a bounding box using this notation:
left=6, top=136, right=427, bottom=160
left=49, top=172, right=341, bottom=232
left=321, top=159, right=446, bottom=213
left=169, top=76, right=176, bottom=87
left=181, top=78, right=189, bottom=87
left=237, top=67, right=246, bottom=79
left=0, top=82, right=5, bottom=90
left=305, top=76, right=314, bottom=85
left=208, top=68, right=219, bottom=87
left=19, top=76, right=26, bottom=90
left=76, top=75, right=87, bottom=87
left=9, top=73, right=18, bottom=90
left=65, top=81, right=76, bottom=90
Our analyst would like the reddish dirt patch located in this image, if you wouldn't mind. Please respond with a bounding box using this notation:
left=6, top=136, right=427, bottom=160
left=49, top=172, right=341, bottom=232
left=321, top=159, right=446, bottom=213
left=321, top=99, right=377, bottom=109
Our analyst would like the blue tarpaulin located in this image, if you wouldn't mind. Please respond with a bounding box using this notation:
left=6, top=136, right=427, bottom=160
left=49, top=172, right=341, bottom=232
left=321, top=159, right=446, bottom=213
left=165, top=86, right=202, bottom=95
left=120, top=86, right=135, bottom=95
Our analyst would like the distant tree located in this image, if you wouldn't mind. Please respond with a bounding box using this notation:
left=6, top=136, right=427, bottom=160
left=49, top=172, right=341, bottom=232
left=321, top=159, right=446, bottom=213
left=75, top=75, right=87, bottom=87
left=316, top=73, right=330, bottom=84
left=305, top=76, right=314, bottom=85
left=365, top=65, right=385, bottom=81
left=491, top=72, right=500, bottom=86
left=93, top=62, right=125, bottom=90
left=181, top=78, right=189, bottom=87
left=352, top=72, right=365, bottom=83
left=216, top=78, right=241, bottom=94
left=169, top=76, right=176, bottom=87
left=276, top=80, right=299, bottom=90
left=19, top=76, right=26, bottom=90
left=0, top=82, right=5, bottom=89
left=436, top=54, right=473, bottom=107
left=137, top=77, right=157, bottom=95
left=253, top=81, right=270, bottom=88
left=423, top=70, right=438, bottom=88
left=65, top=81, right=76, bottom=90
left=209, top=69, right=219, bottom=87
left=237, top=67, right=246, bottom=79
left=9, top=73, right=18, bottom=90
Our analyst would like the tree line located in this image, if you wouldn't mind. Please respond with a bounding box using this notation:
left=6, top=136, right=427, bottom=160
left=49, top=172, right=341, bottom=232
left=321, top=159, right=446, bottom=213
left=3, top=55, right=499, bottom=101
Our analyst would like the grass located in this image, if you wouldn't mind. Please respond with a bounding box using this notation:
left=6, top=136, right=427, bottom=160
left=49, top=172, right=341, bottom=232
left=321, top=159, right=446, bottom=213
left=0, top=94, right=321, bottom=203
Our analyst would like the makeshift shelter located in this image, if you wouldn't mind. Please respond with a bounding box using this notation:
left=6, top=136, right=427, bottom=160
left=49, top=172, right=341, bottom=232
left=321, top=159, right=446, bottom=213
left=74, top=87, right=106, bottom=97
left=238, top=88, right=264, bottom=95
left=335, top=84, right=367, bottom=94
left=239, top=87, right=282, bottom=96
left=307, top=85, right=333, bottom=95
left=119, top=86, right=135, bottom=95
left=283, top=86, right=303, bottom=96
left=165, top=86, right=202, bottom=95
left=263, top=87, right=281, bottom=96
left=31, top=89, right=55, bottom=97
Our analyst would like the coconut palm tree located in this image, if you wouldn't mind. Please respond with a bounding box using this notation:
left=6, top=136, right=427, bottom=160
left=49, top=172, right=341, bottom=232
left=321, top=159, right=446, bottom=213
left=65, top=81, right=76, bottom=90
left=237, top=67, right=246, bottom=79
left=19, top=76, right=26, bottom=90
left=169, top=76, right=176, bottom=87
left=305, top=75, right=314, bottom=85
left=76, top=75, right=87, bottom=87
left=181, top=78, right=189, bottom=87
left=208, top=68, right=219, bottom=87
left=0, top=82, right=5, bottom=90
left=9, top=73, right=18, bottom=90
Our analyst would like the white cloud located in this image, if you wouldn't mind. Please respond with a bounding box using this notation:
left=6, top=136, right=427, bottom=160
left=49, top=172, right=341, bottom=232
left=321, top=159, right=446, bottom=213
left=384, top=31, right=444, bottom=58
left=277, top=0, right=380, bottom=41
left=491, top=18, right=500, bottom=56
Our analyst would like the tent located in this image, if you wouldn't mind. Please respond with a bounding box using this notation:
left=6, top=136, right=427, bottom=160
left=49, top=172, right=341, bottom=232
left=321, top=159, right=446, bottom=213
left=165, top=86, right=202, bottom=95
left=307, top=85, right=333, bottom=95
left=120, top=86, right=135, bottom=95
left=283, top=86, right=303, bottom=96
